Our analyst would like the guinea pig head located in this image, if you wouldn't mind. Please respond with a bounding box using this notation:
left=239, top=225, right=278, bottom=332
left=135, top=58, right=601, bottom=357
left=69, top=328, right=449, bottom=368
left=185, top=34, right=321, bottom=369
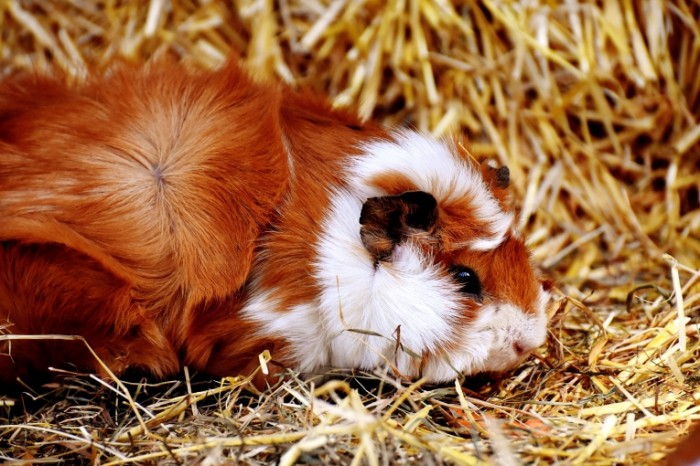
left=313, top=131, right=551, bottom=382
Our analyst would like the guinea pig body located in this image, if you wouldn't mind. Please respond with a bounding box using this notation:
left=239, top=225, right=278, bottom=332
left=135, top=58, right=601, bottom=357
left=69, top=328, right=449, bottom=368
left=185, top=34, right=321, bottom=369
left=0, top=59, right=550, bottom=387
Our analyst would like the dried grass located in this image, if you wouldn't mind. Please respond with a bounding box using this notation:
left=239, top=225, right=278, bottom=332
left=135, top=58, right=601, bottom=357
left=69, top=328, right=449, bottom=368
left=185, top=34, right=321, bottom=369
left=1, top=0, right=699, bottom=464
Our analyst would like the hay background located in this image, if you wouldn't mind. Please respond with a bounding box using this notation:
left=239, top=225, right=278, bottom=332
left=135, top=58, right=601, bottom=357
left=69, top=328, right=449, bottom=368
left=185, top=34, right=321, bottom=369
left=0, top=0, right=699, bottom=464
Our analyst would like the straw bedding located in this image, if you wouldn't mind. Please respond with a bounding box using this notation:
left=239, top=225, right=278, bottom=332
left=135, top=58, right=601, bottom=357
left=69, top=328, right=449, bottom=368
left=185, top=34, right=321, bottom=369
left=1, top=0, right=699, bottom=464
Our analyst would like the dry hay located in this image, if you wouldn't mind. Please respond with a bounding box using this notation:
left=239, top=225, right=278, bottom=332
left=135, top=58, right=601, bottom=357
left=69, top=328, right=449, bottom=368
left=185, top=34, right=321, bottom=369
left=1, top=0, right=699, bottom=464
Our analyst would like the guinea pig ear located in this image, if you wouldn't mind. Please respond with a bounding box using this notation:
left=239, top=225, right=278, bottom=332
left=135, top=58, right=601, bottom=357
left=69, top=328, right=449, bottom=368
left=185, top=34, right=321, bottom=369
left=359, top=191, right=438, bottom=261
left=480, top=160, right=511, bottom=207
left=540, top=277, right=556, bottom=292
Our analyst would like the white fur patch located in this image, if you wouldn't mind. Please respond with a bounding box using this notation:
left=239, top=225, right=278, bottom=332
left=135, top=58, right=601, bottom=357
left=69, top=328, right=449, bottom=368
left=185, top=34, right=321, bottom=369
left=313, top=189, right=463, bottom=375
left=240, top=287, right=331, bottom=372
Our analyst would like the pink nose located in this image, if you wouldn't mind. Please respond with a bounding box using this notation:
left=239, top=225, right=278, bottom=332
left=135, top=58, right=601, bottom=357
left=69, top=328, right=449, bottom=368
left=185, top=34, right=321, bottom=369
left=513, top=341, right=527, bottom=356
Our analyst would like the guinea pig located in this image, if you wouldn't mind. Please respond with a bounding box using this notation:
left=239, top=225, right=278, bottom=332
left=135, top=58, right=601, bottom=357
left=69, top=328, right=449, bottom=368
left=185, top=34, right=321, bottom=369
left=0, top=58, right=551, bottom=389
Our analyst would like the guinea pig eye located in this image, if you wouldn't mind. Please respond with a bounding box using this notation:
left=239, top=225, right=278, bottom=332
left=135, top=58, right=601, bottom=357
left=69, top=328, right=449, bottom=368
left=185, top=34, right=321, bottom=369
left=449, top=266, right=481, bottom=298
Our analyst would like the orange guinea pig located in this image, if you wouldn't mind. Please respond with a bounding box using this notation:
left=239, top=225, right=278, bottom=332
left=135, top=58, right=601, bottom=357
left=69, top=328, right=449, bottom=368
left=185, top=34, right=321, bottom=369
left=0, top=58, right=551, bottom=389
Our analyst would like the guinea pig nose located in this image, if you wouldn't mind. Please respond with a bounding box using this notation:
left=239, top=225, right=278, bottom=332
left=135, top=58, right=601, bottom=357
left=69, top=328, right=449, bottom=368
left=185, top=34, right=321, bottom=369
left=513, top=341, right=527, bottom=356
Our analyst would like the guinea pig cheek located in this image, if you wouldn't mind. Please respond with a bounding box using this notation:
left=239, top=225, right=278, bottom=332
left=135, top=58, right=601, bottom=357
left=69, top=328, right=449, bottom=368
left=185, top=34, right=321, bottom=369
left=487, top=304, right=546, bottom=372
left=419, top=298, right=547, bottom=382
left=475, top=301, right=547, bottom=373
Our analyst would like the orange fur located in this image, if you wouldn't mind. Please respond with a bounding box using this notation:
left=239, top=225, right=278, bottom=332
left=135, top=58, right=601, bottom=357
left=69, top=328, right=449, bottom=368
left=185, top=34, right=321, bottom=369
left=251, top=89, right=388, bottom=309
left=0, top=60, right=295, bottom=387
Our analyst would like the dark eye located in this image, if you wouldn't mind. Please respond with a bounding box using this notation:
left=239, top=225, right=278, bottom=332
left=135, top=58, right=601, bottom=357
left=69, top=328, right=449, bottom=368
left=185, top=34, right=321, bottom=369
left=450, top=266, right=481, bottom=297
